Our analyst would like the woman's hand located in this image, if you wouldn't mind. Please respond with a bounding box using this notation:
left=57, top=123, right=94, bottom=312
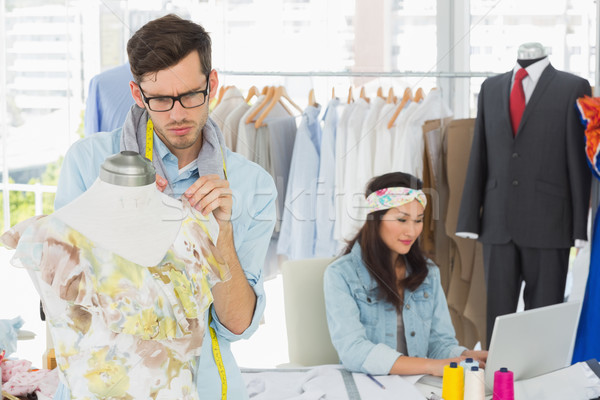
left=427, top=356, right=465, bottom=377
left=461, top=349, right=488, bottom=369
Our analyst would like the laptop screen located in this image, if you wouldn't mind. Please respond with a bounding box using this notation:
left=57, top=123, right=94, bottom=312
left=485, top=301, right=582, bottom=385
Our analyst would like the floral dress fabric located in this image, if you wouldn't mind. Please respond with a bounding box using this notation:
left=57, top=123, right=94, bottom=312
left=576, top=95, right=600, bottom=179
left=573, top=95, right=600, bottom=362
left=1, top=199, right=230, bottom=400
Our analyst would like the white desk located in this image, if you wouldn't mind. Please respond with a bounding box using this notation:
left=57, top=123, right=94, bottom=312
left=242, top=366, right=433, bottom=399
left=242, top=363, right=600, bottom=400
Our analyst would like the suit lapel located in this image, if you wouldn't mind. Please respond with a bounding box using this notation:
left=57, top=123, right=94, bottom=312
left=517, top=63, right=557, bottom=135
left=501, top=71, right=514, bottom=135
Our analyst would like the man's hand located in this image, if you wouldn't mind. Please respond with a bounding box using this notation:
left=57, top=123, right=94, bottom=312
left=183, top=174, right=256, bottom=334
left=184, top=174, right=233, bottom=226
left=155, top=174, right=168, bottom=192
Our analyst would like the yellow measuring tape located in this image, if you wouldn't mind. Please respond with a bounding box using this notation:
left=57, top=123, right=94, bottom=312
left=146, top=117, right=229, bottom=398
left=209, top=310, right=227, bottom=399
left=145, top=118, right=154, bottom=161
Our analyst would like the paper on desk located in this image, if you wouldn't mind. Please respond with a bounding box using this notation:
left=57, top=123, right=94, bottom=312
left=514, top=361, right=600, bottom=400
left=242, top=366, right=427, bottom=399
left=353, top=373, right=425, bottom=399
left=401, top=374, right=426, bottom=385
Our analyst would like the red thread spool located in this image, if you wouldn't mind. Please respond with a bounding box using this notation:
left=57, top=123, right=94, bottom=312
left=492, top=367, right=514, bottom=400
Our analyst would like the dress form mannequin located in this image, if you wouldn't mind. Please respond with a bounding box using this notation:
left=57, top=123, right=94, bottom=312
left=2, top=151, right=231, bottom=400
left=517, top=42, right=548, bottom=68
left=52, top=151, right=184, bottom=266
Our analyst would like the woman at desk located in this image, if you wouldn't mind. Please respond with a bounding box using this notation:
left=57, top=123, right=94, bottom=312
left=324, top=172, right=487, bottom=377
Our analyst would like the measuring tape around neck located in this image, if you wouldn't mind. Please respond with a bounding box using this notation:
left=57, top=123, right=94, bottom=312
left=145, top=118, right=154, bottom=161
left=145, top=117, right=228, bottom=179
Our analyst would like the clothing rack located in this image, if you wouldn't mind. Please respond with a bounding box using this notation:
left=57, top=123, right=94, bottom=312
left=219, top=70, right=498, bottom=78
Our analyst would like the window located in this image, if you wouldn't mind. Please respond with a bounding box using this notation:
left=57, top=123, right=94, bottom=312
left=469, top=0, right=596, bottom=116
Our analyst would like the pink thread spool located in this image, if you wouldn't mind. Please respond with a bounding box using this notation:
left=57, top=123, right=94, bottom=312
left=492, top=367, right=514, bottom=400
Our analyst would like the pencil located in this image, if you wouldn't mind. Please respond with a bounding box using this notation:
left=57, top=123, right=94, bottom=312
left=366, top=373, right=386, bottom=389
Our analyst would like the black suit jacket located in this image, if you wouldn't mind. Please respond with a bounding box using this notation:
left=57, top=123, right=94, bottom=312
left=457, top=63, right=591, bottom=248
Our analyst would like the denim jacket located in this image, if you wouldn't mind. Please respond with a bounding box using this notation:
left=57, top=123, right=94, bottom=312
left=323, top=242, right=467, bottom=375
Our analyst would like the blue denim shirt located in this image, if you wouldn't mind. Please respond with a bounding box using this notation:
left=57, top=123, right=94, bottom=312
left=53, top=124, right=277, bottom=399
left=323, top=242, right=467, bottom=375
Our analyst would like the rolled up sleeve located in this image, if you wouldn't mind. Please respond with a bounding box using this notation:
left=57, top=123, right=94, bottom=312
left=211, top=165, right=277, bottom=341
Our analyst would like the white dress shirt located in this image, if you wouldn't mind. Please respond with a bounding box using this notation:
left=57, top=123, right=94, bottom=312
left=334, top=102, right=354, bottom=242
left=341, top=98, right=370, bottom=241
left=511, top=56, right=550, bottom=104
left=373, top=102, right=397, bottom=176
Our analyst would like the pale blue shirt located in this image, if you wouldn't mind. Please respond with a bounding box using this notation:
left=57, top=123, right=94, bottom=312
left=315, top=99, right=341, bottom=257
left=277, top=105, right=322, bottom=260
left=84, top=63, right=135, bottom=136
left=53, top=126, right=277, bottom=399
left=324, top=242, right=467, bottom=375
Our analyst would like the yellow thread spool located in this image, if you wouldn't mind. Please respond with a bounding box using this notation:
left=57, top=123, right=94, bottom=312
left=442, top=362, right=464, bottom=400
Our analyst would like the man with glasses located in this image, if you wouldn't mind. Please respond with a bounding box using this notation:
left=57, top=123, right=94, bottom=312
left=54, top=14, right=276, bottom=399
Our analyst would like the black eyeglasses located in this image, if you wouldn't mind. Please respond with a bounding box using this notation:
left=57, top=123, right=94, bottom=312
left=138, top=77, right=210, bottom=112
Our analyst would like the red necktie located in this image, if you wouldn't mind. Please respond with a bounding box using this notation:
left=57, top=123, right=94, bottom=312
left=509, top=68, right=528, bottom=136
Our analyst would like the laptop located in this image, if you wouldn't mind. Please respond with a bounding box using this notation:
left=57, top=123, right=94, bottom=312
left=418, top=301, right=582, bottom=392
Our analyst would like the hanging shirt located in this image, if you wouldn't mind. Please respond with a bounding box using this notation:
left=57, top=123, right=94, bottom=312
left=333, top=102, right=354, bottom=243
left=237, top=97, right=289, bottom=162
left=223, top=102, right=251, bottom=151
left=392, top=101, right=418, bottom=174
left=399, top=89, right=452, bottom=179
left=340, top=98, right=370, bottom=242
left=277, top=105, right=322, bottom=260
left=84, top=63, right=135, bottom=136
left=372, top=102, right=397, bottom=176
left=355, top=96, right=386, bottom=226
left=255, top=116, right=298, bottom=233
left=2, top=199, right=230, bottom=400
left=355, top=96, right=386, bottom=189
left=315, top=98, right=342, bottom=257
left=210, top=87, right=246, bottom=132
left=236, top=95, right=266, bottom=161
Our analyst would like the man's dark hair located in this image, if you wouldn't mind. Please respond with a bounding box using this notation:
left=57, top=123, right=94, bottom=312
left=127, top=14, right=212, bottom=82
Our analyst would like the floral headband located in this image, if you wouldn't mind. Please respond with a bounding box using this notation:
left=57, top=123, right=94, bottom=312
left=365, top=187, right=427, bottom=214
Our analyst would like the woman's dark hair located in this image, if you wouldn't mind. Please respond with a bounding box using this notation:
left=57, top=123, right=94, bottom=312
left=127, top=14, right=212, bottom=82
left=344, top=172, right=429, bottom=310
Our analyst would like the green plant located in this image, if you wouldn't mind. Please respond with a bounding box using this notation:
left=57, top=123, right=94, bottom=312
left=0, top=157, right=63, bottom=231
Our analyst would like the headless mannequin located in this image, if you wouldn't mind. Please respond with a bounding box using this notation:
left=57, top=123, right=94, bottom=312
left=52, top=152, right=184, bottom=267
left=456, top=42, right=548, bottom=240
left=517, top=42, right=548, bottom=67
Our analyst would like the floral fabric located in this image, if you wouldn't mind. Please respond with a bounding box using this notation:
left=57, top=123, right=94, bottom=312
left=577, top=95, right=600, bottom=179
left=1, top=199, right=230, bottom=400
left=365, top=187, right=427, bottom=214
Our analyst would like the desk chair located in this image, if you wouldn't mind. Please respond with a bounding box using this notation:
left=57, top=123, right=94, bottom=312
left=281, top=257, right=339, bottom=367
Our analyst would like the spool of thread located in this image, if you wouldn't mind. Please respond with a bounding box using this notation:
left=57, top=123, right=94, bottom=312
left=460, top=357, right=480, bottom=370
left=492, top=367, right=514, bottom=400
left=441, top=362, right=464, bottom=400
left=464, top=366, right=485, bottom=400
